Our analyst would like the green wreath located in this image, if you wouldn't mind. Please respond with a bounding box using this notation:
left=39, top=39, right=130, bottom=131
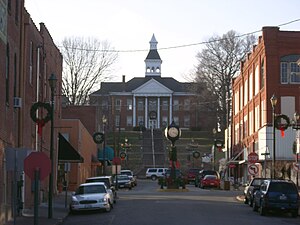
left=274, top=114, right=290, bottom=131
left=193, top=151, right=200, bottom=159
left=30, top=102, right=52, bottom=124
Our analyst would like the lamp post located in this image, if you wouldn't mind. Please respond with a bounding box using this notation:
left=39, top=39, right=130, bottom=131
left=292, top=112, right=300, bottom=187
left=270, top=94, right=277, bottom=179
left=102, top=115, right=107, bottom=176
left=48, top=73, right=57, bottom=218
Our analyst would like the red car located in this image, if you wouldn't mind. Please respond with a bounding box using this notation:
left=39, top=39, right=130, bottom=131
left=187, top=168, right=201, bottom=184
left=200, top=175, right=220, bottom=189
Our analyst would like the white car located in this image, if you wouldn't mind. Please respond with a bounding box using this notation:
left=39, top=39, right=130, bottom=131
left=70, top=182, right=114, bottom=213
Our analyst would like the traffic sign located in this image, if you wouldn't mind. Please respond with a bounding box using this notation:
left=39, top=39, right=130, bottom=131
left=248, top=164, right=259, bottom=176
left=293, top=162, right=300, bottom=172
left=248, top=152, right=259, bottom=164
left=24, top=152, right=51, bottom=180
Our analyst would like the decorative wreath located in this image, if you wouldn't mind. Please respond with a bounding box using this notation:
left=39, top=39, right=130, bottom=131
left=193, top=151, right=200, bottom=159
left=30, top=102, right=52, bottom=123
left=30, top=102, right=52, bottom=136
left=274, top=114, right=290, bottom=131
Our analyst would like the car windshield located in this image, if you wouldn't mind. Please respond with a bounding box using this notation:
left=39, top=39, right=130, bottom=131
left=86, top=178, right=110, bottom=187
left=268, top=182, right=297, bottom=194
left=121, top=171, right=132, bottom=176
left=204, top=175, right=217, bottom=180
left=75, top=185, right=106, bottom=195
left=117, top=175, right=130, bottom=181
left=252, top=179, right=265, bottom=186
left=188, top=169, right=200, bottom=174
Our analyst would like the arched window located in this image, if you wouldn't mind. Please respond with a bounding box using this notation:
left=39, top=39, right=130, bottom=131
left=156, top=67, right=160, bottom=73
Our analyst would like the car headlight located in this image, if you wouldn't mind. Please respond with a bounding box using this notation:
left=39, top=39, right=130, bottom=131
left=71, top=199, right=79, bottom=205
left=98, top=197, right=108, bottom=203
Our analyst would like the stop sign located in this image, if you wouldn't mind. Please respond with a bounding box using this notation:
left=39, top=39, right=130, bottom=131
left=248, top=152, right=259, bottom=164
left=24, top=152, right=51, bottom=180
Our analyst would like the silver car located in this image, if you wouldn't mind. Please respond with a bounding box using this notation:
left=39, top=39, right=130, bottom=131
left=70, top=182, right=114, bottom=213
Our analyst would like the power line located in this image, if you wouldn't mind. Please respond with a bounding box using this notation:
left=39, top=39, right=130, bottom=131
left=57, top=18, right=300, bottom=53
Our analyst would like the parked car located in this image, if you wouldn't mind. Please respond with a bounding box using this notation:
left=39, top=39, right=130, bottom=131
left=252, top=179, right=299, bottom=217
left=186, top=168, right=201, bottom=184
left=146, top=168, right=168, bottom=180
left=195, top=170, right=220, bottom=187
left=244, top=177, right=267, bottom=206
left=199, top=175, right=220, bottom=189
left=120, top=169, right=137, bottom=186
left=114, top=175, right=132, bottom=190
left=158, top=168, right=187, bottom=188
left=69, top=182, right=114, bottom=213
left=85, top=176, right=117, bottom=202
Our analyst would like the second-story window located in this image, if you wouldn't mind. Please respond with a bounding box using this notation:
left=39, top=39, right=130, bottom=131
left=115, top=99, right=121, bottom=111
left=127, top=98, right=132, bottom=110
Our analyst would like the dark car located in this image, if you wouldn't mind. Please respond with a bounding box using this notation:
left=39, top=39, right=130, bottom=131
left=158, top=169, right=187, bottom=188
left=114, top=175, right=132, bottom=190
left=186, top=168, right=201, bottom=184
left=195, top=170, right=220, bottom=187
left=244, top=178, right=267, bottom=206
left=85, top=176, right=117, bottom=202
left=252, top=179, right=299, bottom=217
left=120, top=170, right=137, bottom=187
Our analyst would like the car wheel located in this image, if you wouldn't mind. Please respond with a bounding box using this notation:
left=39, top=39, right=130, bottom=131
left=259, top=204, right=266, bottom=216
left=291, top=210, right=298, bottom=218
left=105, top=202, right=112, bottom=212
left=248, top=198, right=253, bottom=207
left=244, top=196, right=248, bottom=204
left=252, top=201, right=258, bottom=212
left=151, top=175, right=157, bottom=181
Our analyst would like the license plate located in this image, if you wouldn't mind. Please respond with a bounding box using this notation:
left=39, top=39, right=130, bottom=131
left=210, top=183, right=215, bottom=185
left=84, top=204, right=92, bottom=208
left=279, top=195, right=287, bottom=200
left=120, top=185, right=124, bottom=187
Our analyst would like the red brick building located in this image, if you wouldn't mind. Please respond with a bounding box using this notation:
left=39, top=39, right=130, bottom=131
left=231, top=27, right=300, bottom=183
left=0, top=1, right=63, bottom=223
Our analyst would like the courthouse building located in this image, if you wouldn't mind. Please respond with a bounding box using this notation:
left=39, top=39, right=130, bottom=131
left=90, top=35, right=215, bottom=132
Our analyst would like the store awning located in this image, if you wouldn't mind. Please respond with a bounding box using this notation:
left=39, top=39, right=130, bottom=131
left=58, top=133, right=84, bottom=163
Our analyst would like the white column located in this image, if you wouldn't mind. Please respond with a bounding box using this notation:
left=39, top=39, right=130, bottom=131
left=169, top=95, right=173, bottom=123
left=145, top=97, right=148, bottom=128
left=157, top=97, right=160, bottom=128
left=133, top=96, right=136, bottom=127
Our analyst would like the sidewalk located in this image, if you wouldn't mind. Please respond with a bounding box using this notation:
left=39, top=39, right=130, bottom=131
left=5, top=192, right=70, bottom=225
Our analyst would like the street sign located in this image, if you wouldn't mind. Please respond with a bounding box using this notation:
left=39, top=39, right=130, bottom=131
left=248, top=152, right=259, bottom=164
left=293, top=162, right=300, bottom=172
left=24, top=152, right=51, bottom=180
left=248, top=164, right=259, bottom=176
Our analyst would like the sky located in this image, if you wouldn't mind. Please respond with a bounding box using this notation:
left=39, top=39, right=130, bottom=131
left=24, top=0, right=300, bottom=82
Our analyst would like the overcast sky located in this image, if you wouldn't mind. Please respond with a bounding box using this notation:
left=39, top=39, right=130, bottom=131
left=25, top=0, right=300, bottom=82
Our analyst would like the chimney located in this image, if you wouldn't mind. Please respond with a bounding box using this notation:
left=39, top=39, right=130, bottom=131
left=122, top=75, right=126, bottom=92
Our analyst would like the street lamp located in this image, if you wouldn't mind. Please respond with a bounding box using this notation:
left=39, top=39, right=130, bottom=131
left=292, top=112, right=300, bottom=187
left=270, top=94, right=277, bottom=179
left=102, top=115, right=107, bottom=176
left=48, top=73, right=57, bottom=218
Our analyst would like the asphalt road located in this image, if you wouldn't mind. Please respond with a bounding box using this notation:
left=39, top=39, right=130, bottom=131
left=62, top=179, right=300, bottom=225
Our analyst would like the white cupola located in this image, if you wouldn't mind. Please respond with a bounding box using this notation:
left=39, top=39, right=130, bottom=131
left=144, top=34, right=162, bottom=77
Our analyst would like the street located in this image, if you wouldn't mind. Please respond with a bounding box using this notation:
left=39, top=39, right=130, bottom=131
left=62, top=179, right=300, bottom=225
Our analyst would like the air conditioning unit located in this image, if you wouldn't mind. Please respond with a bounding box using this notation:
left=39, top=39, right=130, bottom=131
left=13, top=97, right=22, bottom=108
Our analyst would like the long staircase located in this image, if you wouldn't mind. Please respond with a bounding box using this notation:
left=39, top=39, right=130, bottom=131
left=141, top=129, right=167, bottom=168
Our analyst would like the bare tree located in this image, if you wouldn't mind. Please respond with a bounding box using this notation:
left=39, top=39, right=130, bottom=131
left=60, top=37, right=118, bottom=105
left=194, top=30, right=256, bottom=131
